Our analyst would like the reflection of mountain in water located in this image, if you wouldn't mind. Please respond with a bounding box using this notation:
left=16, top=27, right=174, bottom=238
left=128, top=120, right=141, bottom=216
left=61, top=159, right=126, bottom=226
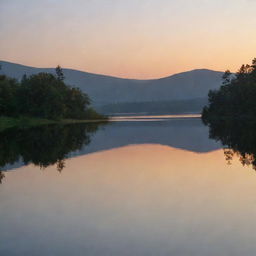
left=75, top=118, right=221, bottom=156
left=1, top=118, right=221, bottom=177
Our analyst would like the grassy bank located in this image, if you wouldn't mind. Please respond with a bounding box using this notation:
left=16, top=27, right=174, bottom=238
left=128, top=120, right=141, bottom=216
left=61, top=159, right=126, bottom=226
left=0, top=116, right=108, bottom=132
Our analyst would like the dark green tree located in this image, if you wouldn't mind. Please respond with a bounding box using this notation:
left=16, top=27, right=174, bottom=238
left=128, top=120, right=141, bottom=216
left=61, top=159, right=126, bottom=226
left=0, top=67, right=105, bottom=120
left=17, top=73, right=66, bottom=119
left=0, top=75, right=19, bottom=116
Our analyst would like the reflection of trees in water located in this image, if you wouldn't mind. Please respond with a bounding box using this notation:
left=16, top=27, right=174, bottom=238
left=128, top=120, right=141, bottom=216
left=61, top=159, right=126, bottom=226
left=0, top=171, right=5, bottom=184
left=206, top=119, right=256, bottom=170
left=0, top=123, right=104, bottom=183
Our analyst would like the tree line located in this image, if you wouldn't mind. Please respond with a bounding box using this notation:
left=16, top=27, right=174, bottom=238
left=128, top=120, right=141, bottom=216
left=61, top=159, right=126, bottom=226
left=202, top=58, right=256, bottom=122
left=0, top=66, right=104, bottom=120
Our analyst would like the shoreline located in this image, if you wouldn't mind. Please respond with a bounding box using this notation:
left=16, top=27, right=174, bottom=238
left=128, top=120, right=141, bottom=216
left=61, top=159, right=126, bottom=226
left=0, top=116, right=108, bottom=132
left=0, top=113, right=202, bottom=132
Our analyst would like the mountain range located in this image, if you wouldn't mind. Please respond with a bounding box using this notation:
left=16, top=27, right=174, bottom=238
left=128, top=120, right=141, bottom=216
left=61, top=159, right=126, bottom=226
left=0, top=60, right=223, bottom=113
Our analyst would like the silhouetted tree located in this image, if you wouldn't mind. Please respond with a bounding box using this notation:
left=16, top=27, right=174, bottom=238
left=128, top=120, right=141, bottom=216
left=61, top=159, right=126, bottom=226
left=0, top=65, right=105, bottom=120
left=55, top=65, right=65, bottom=81
left=0, top=72, right=104, bottom=120
left=222, top=70, right=231, bottom=85
left=202, top=58, right=256, bottom=122
left=202, top=58, right=256, bottom=170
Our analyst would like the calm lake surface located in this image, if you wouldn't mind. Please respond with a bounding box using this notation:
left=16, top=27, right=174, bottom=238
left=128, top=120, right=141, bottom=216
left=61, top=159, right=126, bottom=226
left=1, top=115, right=256, bottom=256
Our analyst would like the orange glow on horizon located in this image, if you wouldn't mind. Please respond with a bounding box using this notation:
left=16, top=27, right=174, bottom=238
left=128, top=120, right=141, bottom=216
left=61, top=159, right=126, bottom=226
left=1, top=0, right=256, bottom=79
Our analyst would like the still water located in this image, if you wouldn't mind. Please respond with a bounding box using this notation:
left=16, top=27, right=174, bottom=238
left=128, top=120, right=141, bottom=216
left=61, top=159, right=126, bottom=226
left=1, top=116, right=256, bottom=255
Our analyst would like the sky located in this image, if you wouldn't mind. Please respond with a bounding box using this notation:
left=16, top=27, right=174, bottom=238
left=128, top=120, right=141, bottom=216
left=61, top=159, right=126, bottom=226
left=0, top=0, right=256, bottom=79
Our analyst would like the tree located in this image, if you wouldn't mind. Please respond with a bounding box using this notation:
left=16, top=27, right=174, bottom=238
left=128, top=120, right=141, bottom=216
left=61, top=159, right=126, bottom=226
left=251, top=58, right=256, bottom=70
left=222, top=70, right=231, bottom=85
left=17, top=73, right=66, bottom=119
left=21, top=74, right=28, bottom=84
left=202, top=57, right=256, bottom=122
left=55, top=65, right=65, bottom=81
left=0, top=70, right=104, bottom=120
left=0, top=76, right=19, bottom=116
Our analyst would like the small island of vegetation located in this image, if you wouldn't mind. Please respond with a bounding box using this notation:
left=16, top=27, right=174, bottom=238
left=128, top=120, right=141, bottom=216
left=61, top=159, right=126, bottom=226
left=0, top=66, right=107, bottom=130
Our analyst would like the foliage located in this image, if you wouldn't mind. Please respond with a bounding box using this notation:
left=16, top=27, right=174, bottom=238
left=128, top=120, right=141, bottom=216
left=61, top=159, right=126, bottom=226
left=0, top=116, right=56, bottom=131
left=0, top=75, right=19, bottom=116
left=202, top=58, right=256, bottom=170
left=55, top=65, right=65, bottom=81
left=202, top=58, right=256, bottom=122
left=84, top=107, right=108, bottom=119
left=0, top=66, right=105, bottom=120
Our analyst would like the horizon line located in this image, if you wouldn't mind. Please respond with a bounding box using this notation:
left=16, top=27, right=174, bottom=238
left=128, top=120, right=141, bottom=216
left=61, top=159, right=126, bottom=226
left=0, top=59, right=224, bottom=81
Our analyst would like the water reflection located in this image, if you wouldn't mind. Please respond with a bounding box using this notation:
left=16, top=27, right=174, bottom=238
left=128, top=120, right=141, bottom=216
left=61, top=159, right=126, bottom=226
left=0, top=123, right=103, bottom=182
left=0, top=171, right=4, bottom=184
left=0, top=117, right=222, bottom=183
left=1, top=145, right=256, bottom=255
left=205, top=119, right=256, bottom=170
left=2, top=118, right=256, bottom=255
left=79, top=118, right=221, bottom=154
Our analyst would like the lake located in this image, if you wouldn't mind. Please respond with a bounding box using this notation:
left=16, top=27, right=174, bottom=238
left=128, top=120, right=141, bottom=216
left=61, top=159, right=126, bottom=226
left=1, top=115, right=256, bottom=256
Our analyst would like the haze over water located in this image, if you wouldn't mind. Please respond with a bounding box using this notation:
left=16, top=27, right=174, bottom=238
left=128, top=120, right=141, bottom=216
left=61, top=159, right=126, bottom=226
left=1, top=116, right=256, bottom=255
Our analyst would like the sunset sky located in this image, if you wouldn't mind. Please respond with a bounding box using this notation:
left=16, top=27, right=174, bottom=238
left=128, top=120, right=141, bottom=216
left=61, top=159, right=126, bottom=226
left=1, top=0, right=255, bottom=79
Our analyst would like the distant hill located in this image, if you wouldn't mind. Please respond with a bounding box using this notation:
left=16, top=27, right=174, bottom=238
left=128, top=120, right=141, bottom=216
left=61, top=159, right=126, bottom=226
left=0, top=60, right=223, bottom=113
left=96, top=98, right=208, bottom=114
